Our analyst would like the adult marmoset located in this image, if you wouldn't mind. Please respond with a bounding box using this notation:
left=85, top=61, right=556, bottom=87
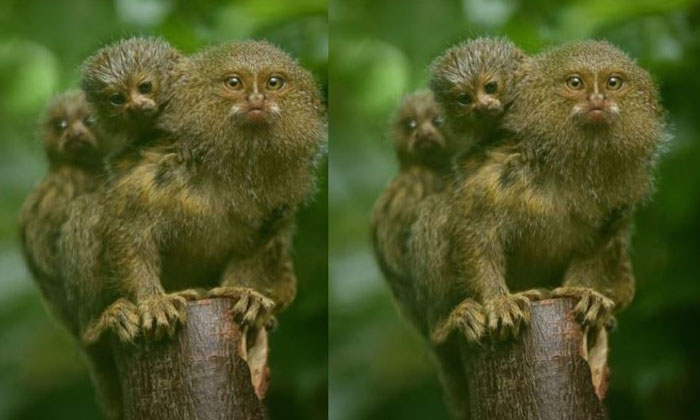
left=440, top=40, right=666, bottom=347
left=371, top=89, right=461, bottom=334
left=60, top=40, right=326, bottom=347
left=81, top=36, right=183, bottom=154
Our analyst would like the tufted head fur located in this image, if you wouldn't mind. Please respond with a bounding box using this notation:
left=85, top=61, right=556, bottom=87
left=158, top=39, right=327, bottom=207
left=503, top=40, right=668, bottom=200
left=430, top=37, right=527, bottom=141
left=81, top=36, right=183, bottom=141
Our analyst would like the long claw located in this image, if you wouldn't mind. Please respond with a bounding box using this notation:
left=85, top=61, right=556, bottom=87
left=431, top=299, right=485, bottom=345
left=137, top=293, right=187, bottom=342
left=483, top=293, right=533, bottom=342
left=208, top=286, right=275, bottom=330
left=552, top=287, right=614, bottom=328
left=82, top=298, right=140, bottom=345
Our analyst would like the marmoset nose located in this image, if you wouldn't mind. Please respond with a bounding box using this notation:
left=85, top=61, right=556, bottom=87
left=475, top=95, right=502, bottom=115
left=417, top=125, right=438, bottom=141
left=589, top=92, right=605, bottom=107
left=249, top=92, right=265, bottom=108
left=68, top=124, right=88, bottom=141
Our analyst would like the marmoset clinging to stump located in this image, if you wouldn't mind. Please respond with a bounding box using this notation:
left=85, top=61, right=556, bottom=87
left=438, top=40, right=666, bottom=347
left=19, top=90, right=129, bottom=419
left=371, top=89, right=461, bottom=334
left=60, top=40, right=326, bottom=347
left=392, top=40, right=530, bottom=419
left=19, top=90, right=106, bottom=335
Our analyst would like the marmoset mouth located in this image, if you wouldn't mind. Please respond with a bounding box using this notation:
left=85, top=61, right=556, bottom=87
left=415, top=137, right=442, bottom=151
left=65, top=137, right=92, bottom=150
left=243, top=109, right=270, bottom=124
left=585, top=107, right=612, bottom=124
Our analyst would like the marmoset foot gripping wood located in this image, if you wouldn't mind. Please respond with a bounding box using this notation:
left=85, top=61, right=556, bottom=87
left=462, top=298, right=609, bottom=420
left=113, top=298, right=268, bottom=420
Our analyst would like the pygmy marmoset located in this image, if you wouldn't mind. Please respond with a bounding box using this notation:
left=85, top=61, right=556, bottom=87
left=371, top=89, right=460, bottom=335
left=80, top=36, right=183, bottom=155
left=60, top=40, right=326, bottom=347
left=20, top=89, right=105, bottom=337
left=438, top=40, right=666, bottom=348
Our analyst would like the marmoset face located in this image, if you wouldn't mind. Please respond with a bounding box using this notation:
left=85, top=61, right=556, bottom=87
left=430, top=38, right=526, bottom=131
left=42, top=91, right=100, bottom=164
left=394, top=91, right=448, bottom=160
left=81, top=37, right=180, bottom=127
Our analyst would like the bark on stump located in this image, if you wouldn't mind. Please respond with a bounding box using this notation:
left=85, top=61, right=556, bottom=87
left=112, top=298, right=268, bottom=420
left=461, top=298, right=609, bottom=420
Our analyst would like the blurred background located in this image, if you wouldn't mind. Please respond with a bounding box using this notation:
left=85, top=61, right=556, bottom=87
left=329, top=0, right=700, bottom=419
left=0, top=1, right=327, bottom=419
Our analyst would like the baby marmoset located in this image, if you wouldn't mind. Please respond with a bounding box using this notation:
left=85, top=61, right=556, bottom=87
left=19, top=91, right=128, bottom=420
left=430, top=37, right=527, bottom=148
left=408, top=37, right=528, bottom=339
left=398, top=38, right=528, bottom=420
left=60, top=40, right=326, bottom=346
left=19, top=90, right=106, bottom=335
left=440, top=40, right=666, bottom=347
left=371, top=89, right=460, bottom=334
left=81, top=36, right=183, bottom=156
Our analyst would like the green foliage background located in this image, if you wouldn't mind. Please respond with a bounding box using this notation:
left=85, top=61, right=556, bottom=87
left=329, top=0, right=700, bottom=419
left=0, top=1, right=327, bottom=419
left=3, top=0, right=700, bottom=418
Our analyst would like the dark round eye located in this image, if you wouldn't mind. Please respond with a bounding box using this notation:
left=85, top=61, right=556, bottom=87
left=456, top=93, right=472, bottom=106
left=607, top=76, right=623, bottom=90
left=110, top=93, right=125, bottom=105
left=566, top=76, right=584, bottom=90
left=432, top=115, right=444, bottom=127
left=404, top=119, right=417, bottom=130
left=54, top=119, right=68, bottom=131
left=266, top=76, right=284, bottom=90
left=225, top=76, right=242, bottom=90
left=138, top=81, right=152, bottom=94
left=84, top=115, right=96, bottom=127
left=484, top=81, right=498, bottom=94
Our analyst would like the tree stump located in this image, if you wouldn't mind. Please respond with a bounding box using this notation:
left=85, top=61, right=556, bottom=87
left=112, top=298, right=268, bottom=420
left=461, top=298, right=609, bottom=420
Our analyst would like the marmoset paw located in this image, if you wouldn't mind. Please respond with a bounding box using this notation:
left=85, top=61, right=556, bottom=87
left=208, top=286, right=275, bottom=329
left=82, top=298, right=140, bottom=345
left=138, top=293, right=187, bottom=341
left=431, top=299, right=485, bottom=345
left=551, top=286, right=614, bottom=328
left=483, top=293, right=531, bottom=341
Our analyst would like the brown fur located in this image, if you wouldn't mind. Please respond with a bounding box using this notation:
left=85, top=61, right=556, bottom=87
left=443, top=40, right=665, bottom=332
left=405, top=40, right=667, bottom=419
left=18, top=91, right=128, bottom=419
left=20, top=90, right=104, bottom=336
left=81, top=36, right=183, bottom=155
left=430, top=37, right=527, bottom=145
left=392, top=38, right=529, bottom=419
left=371, top=90, right=476, bottom=419
left=59, top=40, right=325, bottom=347
left=371, top=90, right=460, bottom=333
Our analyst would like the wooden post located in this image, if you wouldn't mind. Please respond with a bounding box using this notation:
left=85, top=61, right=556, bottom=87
left=112, top=298, right=268, bottom=420
left=462, top=298, right=609, bottom=420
